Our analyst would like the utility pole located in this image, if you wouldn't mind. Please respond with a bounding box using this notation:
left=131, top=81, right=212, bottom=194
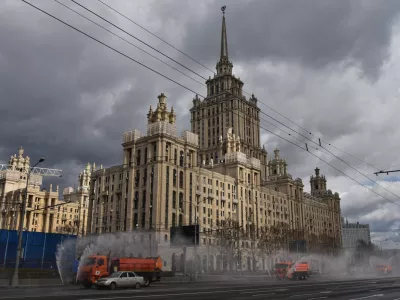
left=1, top=160, right=63, bottom=287
left=374, top=169, right=400, bottom=176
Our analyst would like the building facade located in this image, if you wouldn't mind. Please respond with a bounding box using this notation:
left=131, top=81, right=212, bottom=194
left=0, top=147, right=81, bottom=234
left=62, top=163, right=93, bottom=236
left=87, top=10, right=342, bottom=271
left=342, top=219, right=371, bottom=250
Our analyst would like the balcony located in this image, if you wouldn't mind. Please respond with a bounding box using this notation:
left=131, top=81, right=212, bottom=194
left=233, top=198, right=238, bottom=204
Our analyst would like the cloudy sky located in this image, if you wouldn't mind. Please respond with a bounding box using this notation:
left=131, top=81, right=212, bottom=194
left=2, top=0, right=400, bottom=248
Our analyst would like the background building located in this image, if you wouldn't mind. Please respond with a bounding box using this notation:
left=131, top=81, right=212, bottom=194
left=342, top=218, right=371, bottom=250
left=0, top=147, right=80, bottom=234
left=62, top=163, right=93, bottom=236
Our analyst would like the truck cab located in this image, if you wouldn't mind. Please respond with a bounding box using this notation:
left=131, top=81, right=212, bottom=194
left=274, top=262, right=292, bottom=279
left=77, top=255, right=109, bottom=288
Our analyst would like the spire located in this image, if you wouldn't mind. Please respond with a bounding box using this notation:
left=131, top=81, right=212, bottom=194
left=215, top=5, right=233, bottom=76
left=220, top=6, right=228, bottom=60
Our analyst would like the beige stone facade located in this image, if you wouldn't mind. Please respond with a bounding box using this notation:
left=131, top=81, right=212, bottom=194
left=62, top=163, right=92, bottom=236
left=86, top=11, right=342, bottom=271
left=0, top=147, right=82, bottom=234
left=87, top=100, right=342, bottom=237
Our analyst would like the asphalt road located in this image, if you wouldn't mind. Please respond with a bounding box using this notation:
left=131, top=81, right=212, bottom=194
left=1, top=276, right=400, bottom=300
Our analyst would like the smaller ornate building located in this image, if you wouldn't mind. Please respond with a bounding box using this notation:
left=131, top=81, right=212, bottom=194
left=0, top=147, right=88, bottom=235
left=62, top=163, right=93, bottom=236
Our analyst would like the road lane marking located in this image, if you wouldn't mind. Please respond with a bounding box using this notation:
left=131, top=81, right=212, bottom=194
left=252, top=293, right=276, bottom=297
left=289, top=291, right=331, bottom=298
left=348, top=294, right=384, bottom=300
left=290, top=293, right=320, bottom=298
left=241, top=288, right=276, bottom=294
left=81, top=289, right=276, bottom=300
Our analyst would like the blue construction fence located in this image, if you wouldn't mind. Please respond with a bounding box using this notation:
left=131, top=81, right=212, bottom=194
left=0, top=229, right=77, bottom=270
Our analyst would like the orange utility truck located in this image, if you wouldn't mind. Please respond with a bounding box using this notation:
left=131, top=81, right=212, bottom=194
left=375, top=264, right=392, bottom=275
left=77, top=253, right=163, bottom=288
left=274, top=261, right=310, bottom=280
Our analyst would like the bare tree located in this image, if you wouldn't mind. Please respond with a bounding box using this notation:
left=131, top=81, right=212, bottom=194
left=213, top=219, right=242, bottom=272
left=257, top=224, right=283, bottom=275
left=58, top=223, right=78, bottom=235
left=245, top=224, right=259, bottom=272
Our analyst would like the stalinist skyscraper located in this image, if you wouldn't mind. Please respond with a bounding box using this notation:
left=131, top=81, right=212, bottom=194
left=190, top=6, right=268, bottom=181
left=87, top=6, right=342, bottom=271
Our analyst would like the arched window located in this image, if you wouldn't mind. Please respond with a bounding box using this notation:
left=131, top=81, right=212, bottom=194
left=179, top=151, right=184, bottom=167
left=179, top=192, right=183, bottom=210
left=172, top=191, right=177, bottom=209
left=172, top=213, right=176, bottom=227
left=179, top=171, right=184, bottom=189
left=173, top=169, right=177, bottom=187
left=136, top=150, right=141, bottom=166
left=179, top=214, right=183, bottom=226
left=174, top=149, right=178, bottom=165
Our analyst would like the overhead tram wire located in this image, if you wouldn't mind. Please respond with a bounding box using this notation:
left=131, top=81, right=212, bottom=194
left=96, top=1, right=381, bottom=172
left=96, top=0, right=216, bottom=75
left=54, top=1, right=344, bottom=161
left=59, top=0, right=322, bottom=155
left=69, top=0, right=208, bottom=82
left=22, top=0, right=400, bottom=210
left=91, top=2, right=396, bottom=200
left=229, top=104, right=400, bottom=209
left=70, top=0, right=384, bottom=182
left=252, top=97, right=382, bottom=171
left=53, top=0, right=205, bottom=87
left=67, top=1, right=382, bottom=176
left=21, top=0, right=200, bottom=96
left=59, top=0, right=365, bottom=171
left=252, top=99, right=400, bottom=200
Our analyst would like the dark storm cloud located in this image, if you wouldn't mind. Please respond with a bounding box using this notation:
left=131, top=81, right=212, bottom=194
left=0, top=1, right=188, bottom=188
left=179, top=0, right=400, bottom=79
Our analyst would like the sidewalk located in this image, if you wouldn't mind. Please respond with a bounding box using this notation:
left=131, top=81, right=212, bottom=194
left=0, top=278, right=63, bottom=288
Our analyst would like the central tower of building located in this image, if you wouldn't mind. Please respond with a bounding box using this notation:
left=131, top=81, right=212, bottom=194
left=190, top=7, right=268, bottom=180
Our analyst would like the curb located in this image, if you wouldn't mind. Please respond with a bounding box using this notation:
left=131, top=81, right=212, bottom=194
left=0, top=284, right=65, bottom=289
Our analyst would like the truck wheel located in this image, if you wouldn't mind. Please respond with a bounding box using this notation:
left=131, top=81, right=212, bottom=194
left=109, top=282, right=117, bottom=290
left=135, top=282, right=141, bottom=289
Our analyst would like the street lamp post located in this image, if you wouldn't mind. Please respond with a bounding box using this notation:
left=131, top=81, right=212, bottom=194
left=10, top=157, right=44, bottom=287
